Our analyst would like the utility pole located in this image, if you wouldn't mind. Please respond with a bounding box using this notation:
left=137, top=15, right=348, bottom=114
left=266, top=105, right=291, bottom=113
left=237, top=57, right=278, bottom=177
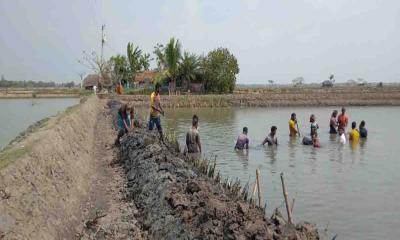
left=101, top=24, right=106, bottom=65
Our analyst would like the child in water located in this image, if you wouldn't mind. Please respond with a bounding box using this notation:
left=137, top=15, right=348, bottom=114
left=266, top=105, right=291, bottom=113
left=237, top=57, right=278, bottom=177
left=310, top=114, right=319, bottom=136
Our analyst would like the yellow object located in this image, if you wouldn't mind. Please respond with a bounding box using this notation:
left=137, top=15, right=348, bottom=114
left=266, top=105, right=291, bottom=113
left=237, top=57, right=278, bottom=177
left=349, top=128, right=360, bottom=141
left=289, top=119, right=297, bottom=136
left=150, top=92, right=161, bottom=117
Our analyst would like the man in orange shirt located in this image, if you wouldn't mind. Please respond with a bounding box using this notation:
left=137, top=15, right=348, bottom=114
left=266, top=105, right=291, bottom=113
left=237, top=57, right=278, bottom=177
left=337, top=107, right=349, bottom=132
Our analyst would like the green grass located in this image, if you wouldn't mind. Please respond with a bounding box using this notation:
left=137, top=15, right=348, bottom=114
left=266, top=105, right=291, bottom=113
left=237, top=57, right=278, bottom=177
left=0, top=145, right=31, bottom=170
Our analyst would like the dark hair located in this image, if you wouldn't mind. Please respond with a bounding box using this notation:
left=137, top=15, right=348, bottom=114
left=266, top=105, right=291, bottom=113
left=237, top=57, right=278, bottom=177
left=332, top=110, right=338, bottom=116
left=271, top=126, right=277, bottom=132
left=342, top=107, right=346, bottom=113
left=192, top=114, right=199, bottom=126
left=243, top=127, right=248, bottom=133
left=155, top=82, right=161, bottom=90
left=352, top=121, right=357, bottom=129
left=360, top=120, right=365, bottom=127
left=119, top=103, right=128, bottom=118
left=291, top=113, right=296, bottom=118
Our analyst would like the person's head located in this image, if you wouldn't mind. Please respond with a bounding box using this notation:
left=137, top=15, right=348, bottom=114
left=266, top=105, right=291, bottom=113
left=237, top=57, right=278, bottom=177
left=155, top=83, right=161, bottom=93
left=192, top=114, right=199, bottom=128
left=338, top=128, right=344, bottom=135
left=127, top=104, right=134, bottom=115
left=332, top=110, right=338, bottom=117
left=271, top=126, right=277, bottom=135
left=291, top=113, right=296, bottom=120
left=243, top=127, right=248, bottom=134
left=310, top=114, right=316, bottom=123
left=360, top=120, right=365, bottom=128
left=120, top=103, right=128, bottom=116
left=341, top=107, right=346, bottom=114
left=352, top=121, right=357, bottom=129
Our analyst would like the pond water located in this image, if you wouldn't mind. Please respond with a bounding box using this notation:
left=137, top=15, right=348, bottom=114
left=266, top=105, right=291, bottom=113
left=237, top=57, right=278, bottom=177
left=0, top=98, right=79, bottom=149
left=162, top=106, right=400, bottom=240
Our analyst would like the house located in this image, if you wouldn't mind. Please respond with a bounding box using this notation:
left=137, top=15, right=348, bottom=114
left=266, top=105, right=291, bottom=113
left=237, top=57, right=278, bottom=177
left=134, top=70, right=158, bottom=87
left=83, top=74, right=100, bottom=90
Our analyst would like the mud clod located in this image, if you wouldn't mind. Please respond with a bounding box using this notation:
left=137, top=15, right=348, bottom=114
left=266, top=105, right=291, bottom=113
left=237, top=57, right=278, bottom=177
left=119, top=127, right=319, bottom=239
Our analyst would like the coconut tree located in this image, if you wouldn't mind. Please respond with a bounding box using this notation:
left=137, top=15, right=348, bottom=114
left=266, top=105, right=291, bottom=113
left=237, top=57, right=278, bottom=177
left=164, top=38, right=182, bottom=92
left=179, top=51, right=200, bottom=90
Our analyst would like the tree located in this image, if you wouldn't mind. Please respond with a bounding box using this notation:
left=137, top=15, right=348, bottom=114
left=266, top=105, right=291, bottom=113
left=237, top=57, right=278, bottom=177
left=164, top=38, right=182, bottom=90
left=127, top=42, right=142, bottom=81
left=268, top=80, right=274, bottom=85
left=78, top=50, right=112, bottom=87
left=153, top=43, right=166, bottom=71
left=203, top=48, right=239, bottom=93
left=1, top=74, right=5, bottom=81
left=292, top=77, right=304, bottom=86
left=139, top=53, right=151, bottom=71
left=179, top=51, right=200, bottom=89
left=109, top=54, right=129, bottom=84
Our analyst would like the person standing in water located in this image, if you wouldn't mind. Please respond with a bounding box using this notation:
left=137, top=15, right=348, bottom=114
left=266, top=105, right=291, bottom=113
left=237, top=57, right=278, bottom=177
left=349, top=121, right=360, bottom=141
left=310, top=114, right=319, bottom=136
left=185, top=115, right=202, bottom=154
left=149, top=83, right=164, bottom=140
left=235, top=127, right=249, bottom=150
left=338, top=107, right=349, bottom=132
left=289, top=113, right=299, bottom=137
left=359, top=120, right=368, bottom=138
left=329, top=110, right=339, bottom=134
left=262, top=126, right=278, bottom=146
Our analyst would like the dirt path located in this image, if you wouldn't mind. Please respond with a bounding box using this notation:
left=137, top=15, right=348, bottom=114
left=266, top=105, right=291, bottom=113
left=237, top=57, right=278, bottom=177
left=77, top=100, right=146, bottom=240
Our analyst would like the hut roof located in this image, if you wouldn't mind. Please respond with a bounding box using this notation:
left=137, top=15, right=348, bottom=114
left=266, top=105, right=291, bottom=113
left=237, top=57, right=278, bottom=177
left=83, top=74, right=100, bottom=87
left=134, top=71, right=157, bottom=83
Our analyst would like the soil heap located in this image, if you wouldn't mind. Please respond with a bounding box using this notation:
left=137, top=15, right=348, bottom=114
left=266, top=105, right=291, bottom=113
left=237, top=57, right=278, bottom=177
left=119, top=128, right=319, bottom=240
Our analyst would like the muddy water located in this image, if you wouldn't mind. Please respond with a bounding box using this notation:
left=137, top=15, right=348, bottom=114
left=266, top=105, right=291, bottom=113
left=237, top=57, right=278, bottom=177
left=162, top=106, right=400, bottom=240
left=0, top=98, right=79, bottom=149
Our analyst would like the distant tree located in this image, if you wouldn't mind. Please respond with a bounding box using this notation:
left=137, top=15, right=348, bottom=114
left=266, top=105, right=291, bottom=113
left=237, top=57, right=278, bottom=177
left=78, top=50, right=112, bottom=87
left=65, top=81, right=75, bottom=88
left=153, top=43, right=166, bottom=71
left=268, top=80, right=274, bottom=85
left=164, top=38, right=182, bottom=91
left=357, top=78, right=367, bottom=85
left=292, top=77, right=304, bottom=86
left=127, top=42, right=151, bottom=83
left=179, top=51, right=200, bottom=89
left=1, top=74, right=5, bottom=81
left=329, top=74, right=335, bottom=82
left=139, top=53, right=151, bottom=71
left=347, top=79, right=357, bottom=85
left=109, top=54, right=129, bottom=84
left=203, top=48, right=239, bottom=93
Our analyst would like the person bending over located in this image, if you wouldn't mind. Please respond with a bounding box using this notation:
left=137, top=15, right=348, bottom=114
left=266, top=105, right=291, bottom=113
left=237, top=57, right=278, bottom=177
left=262, top=126, right=278, bottom=146
left=115, top=103, right=131, bottom=146
left=235, top=127, right=249, bottom=150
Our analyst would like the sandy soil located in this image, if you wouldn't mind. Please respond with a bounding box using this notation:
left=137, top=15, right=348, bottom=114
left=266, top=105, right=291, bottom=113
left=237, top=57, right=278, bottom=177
left=0, top=97, right=144, bottom=239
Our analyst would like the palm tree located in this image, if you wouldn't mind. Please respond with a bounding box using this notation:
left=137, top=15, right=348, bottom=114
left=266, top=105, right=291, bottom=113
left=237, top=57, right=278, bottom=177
left=179, top=51, right=200, bottom=90
left=127, top=42, right=142, bottom=81
left=164, top=38, right=182, bottom=92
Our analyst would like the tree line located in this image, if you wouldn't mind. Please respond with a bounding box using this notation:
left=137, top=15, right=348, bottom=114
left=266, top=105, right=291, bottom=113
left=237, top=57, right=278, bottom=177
left=80, top=38, right=240, bottom=93
left=0, top=76, right=76, bottom=88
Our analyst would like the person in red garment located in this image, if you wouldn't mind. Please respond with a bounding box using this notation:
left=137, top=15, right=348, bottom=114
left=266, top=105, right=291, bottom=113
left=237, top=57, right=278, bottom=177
left=337, top=107, right=349, bottom=132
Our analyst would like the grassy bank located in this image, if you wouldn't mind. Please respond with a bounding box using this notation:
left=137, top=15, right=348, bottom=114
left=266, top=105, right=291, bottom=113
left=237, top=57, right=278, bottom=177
left=119, top=85, right=400, bottom=108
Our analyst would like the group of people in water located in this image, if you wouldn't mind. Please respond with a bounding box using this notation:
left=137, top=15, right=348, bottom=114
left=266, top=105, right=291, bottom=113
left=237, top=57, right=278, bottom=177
left=115, top=83, right=368, bottom=154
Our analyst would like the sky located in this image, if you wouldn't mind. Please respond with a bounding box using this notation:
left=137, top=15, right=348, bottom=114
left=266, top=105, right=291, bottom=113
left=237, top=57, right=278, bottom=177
left=0, top=0, right=399, bottom=84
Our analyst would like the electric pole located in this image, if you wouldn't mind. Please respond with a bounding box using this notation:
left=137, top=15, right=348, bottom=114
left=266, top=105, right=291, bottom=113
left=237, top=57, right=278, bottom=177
left=101, top=24, right=106, bottom=65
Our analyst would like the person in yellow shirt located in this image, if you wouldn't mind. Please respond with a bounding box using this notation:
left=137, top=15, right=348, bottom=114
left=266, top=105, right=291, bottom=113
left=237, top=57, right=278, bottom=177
left=349, top=121, right=360, bottom=141
left=289, top=113, right=299, bottom=137
left=149, top=83, right=164, bottom=140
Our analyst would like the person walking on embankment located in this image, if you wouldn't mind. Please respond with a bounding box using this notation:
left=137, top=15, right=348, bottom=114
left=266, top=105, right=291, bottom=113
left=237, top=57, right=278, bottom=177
left=289, top=113, right=300, bottom=137
left=338, top=107, right=349, bottom=132
left=149, top=83, right=164, bottom=140
left=185, top=114, right=202, bottom=156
